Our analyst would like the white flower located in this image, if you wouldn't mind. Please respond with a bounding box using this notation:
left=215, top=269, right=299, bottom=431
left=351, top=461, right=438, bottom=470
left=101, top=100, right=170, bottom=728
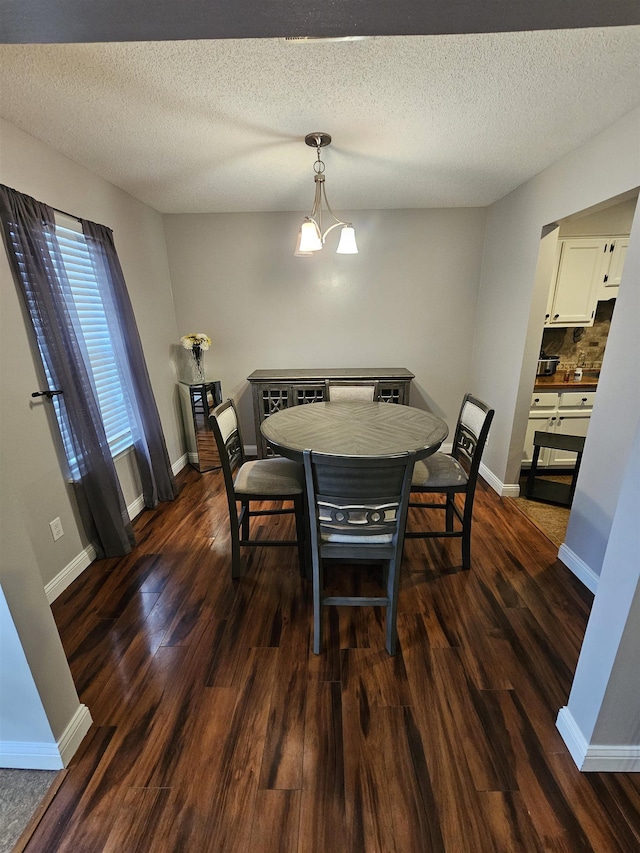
left=180, top=333, right=211, bottom=351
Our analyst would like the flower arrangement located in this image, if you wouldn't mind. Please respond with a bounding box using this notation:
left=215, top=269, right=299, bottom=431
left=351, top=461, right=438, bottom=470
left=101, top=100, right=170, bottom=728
left=180, top=333, right=211, bottom=352
left=180, top=333, right=211, bottom=383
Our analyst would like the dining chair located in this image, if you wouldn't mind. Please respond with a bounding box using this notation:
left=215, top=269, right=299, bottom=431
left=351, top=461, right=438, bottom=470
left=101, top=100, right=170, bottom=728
left=405, top=393, right=494, bottom=569
left=325, top=379, right=379, bottom=402
left=303, top=449, right=416, bottom=655
left=209, top=399, right=306, bottom=579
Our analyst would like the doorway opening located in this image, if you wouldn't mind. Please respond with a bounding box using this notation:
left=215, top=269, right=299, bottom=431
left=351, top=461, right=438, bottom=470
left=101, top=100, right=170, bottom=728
left=516, top=189, right=638, bottom=546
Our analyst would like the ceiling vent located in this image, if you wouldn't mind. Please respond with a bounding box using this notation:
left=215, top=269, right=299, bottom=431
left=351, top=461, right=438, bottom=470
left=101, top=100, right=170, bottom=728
left=283, top=36, right=368, bottom=43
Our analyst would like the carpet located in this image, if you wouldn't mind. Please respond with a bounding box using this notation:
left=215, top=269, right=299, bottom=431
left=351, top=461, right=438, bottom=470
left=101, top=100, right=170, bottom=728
left=510, top=475, right=572, bottom=548
left=0, top=769, right=58, bottom=853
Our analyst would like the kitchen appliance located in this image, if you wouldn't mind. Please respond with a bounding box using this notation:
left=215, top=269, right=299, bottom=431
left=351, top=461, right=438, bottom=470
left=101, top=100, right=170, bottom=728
left=537, top=352, right=560, bottom=376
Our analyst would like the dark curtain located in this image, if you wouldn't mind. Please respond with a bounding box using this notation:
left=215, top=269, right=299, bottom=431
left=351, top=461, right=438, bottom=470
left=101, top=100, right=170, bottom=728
left=0, top=184, right=135, bottom=557
left=81, top=220, right=178, bottom=506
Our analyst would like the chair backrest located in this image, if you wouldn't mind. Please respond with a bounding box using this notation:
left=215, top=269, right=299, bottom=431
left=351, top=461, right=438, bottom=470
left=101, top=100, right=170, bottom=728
left=451, top=393, right=494, bottom=479
left=303, top=451, right=415, bottom=551
left=325, top=380, right=379, bottom=403
left=209, top=399, right=246, bottom=484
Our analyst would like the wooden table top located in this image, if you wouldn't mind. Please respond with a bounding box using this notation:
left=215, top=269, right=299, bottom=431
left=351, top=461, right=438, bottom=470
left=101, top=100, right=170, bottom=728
left=261, top=402, right=448, bottom=461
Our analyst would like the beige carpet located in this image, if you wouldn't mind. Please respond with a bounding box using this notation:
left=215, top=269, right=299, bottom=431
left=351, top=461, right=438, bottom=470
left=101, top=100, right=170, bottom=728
left=511, top=475, right=572, bottom=548
left=0, top=769, right=58, bottom=853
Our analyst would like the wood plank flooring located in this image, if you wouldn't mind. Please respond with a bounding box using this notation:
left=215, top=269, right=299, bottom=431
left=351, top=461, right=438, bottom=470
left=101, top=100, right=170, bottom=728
left=20, top=465, right=640, bottom=852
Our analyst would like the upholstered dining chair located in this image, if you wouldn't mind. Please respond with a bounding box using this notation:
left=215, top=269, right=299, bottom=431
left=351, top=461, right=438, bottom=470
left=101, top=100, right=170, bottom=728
left=325, top=380, right=379, bottom=402
left=303, top=449, right=416, bottom=655
left=405, top=393, right=494, bottom=570
left=209, top=399, right=306, bottom=579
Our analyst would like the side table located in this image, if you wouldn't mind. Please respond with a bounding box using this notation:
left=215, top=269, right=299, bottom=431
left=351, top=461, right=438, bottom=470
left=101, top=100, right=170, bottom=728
left=178, top=381, right=223, bottom=471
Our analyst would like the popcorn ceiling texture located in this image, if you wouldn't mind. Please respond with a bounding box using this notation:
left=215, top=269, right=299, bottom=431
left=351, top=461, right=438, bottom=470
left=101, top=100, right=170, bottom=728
left=0, top=28, right=639, bottom=213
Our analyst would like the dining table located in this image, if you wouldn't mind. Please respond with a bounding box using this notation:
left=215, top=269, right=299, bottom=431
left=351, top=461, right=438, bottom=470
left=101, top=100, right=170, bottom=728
left=260, top=401, right=448, bottom=462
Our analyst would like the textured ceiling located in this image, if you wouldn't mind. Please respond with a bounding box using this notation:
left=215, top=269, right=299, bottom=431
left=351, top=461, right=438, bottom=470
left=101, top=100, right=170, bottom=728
left=1, top=28, right=639, bottom=214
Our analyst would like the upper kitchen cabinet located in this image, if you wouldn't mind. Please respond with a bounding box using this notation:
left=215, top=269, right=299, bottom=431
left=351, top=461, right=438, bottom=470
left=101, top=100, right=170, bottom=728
left=545, top=238, right=607, bottom=327
left=599, top=237, right=629, bottom=296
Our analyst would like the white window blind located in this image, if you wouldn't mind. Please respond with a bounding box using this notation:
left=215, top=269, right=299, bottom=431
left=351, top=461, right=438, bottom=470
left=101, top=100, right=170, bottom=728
left=46, top=215, right=133, bottom=474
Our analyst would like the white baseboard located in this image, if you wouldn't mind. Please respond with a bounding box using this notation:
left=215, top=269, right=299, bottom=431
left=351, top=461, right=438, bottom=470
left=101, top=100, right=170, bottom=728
left=46, top=456, right=190, bottom=604
left=58, top=703, right=93, bottom=767
left=556, top=707, right=640, bottom=772
left=0, top=704, right=92, bottom=770
left=44, top=544, right=96, bottom=604
left=558, top=544, right=600, bottom=594
left=479, top=462, right=520, bottom=497
left=172, top=453, right=189, bottom=475
left=127, top=494, right=146, bottom=521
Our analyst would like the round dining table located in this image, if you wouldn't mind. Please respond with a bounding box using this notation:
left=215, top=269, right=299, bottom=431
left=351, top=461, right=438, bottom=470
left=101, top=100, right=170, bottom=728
left=260, top=401, right=448, bottom=462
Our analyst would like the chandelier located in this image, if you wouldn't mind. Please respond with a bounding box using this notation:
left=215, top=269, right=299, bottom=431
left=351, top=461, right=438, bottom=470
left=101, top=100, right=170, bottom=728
left=295, top=132, right=358, bottom=256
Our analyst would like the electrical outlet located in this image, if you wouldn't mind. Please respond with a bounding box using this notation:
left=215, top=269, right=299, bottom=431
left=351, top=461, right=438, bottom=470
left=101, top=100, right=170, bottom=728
left=49, top=517, right=64, bottom=541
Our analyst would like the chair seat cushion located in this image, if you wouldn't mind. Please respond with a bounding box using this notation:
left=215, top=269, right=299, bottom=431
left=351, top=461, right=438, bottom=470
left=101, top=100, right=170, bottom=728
left=234, top=457, right=304, bottom=496
left=411, top=452, right=468, bottom=489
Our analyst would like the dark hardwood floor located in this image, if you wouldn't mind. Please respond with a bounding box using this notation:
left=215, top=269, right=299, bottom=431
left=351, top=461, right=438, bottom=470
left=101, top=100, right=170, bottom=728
left=18, top=466, right=640, bottom=852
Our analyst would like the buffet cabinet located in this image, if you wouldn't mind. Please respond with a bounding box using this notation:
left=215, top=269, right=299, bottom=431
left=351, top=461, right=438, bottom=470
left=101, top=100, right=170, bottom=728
left=247, top=368, right=414, bottom=458
left=178, top=381, right=223, bottom=471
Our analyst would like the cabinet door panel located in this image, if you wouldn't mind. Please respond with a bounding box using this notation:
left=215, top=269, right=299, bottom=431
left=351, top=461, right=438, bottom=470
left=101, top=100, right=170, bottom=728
left=549, top=415, right=590, bottom=468
left=606, top=237, right=629, bottom=288
left=548, top=238, right=606, bottom=326
left=378, top=382, right=407, bottom=404
left=523, top=415, right=554, bottom=467
left=294, top=384, right=325, bottom=405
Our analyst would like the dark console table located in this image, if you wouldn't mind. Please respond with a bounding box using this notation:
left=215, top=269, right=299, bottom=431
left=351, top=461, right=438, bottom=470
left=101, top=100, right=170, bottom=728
left=247, top=368, right=414, bottom=458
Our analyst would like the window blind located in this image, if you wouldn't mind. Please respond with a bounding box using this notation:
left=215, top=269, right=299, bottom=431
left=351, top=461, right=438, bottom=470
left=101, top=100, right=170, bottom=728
left=46, top=216, right=133, bottom=473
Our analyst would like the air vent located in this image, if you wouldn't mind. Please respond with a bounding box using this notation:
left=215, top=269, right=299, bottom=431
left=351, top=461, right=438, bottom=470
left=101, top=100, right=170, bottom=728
left=283, top=36, right=368, bottom=43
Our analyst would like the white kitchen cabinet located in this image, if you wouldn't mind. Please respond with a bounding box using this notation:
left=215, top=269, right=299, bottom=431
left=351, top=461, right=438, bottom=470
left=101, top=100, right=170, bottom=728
left=522, top=391, right=594, bottom=469
left=546, top=238, right=606, bottom=326
left=545, top=235, right=627, bottom=327
left=599, top=237, right=629, bottom=297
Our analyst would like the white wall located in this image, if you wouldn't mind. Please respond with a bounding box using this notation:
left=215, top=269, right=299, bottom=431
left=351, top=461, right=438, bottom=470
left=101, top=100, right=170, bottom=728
left=163, top=207, right=487, bottom=445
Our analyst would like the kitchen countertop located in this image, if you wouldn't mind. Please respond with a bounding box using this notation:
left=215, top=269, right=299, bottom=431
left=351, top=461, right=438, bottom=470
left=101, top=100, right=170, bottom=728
left=533, top=373, right=599, bottom=392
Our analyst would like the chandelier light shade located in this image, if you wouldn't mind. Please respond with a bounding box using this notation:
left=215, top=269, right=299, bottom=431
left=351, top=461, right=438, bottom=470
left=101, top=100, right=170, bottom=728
left=295, top=132, right=358, bottom=257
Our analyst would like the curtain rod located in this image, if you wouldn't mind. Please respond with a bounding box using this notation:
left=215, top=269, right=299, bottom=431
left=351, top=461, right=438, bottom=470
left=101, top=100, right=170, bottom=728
left=52, top=204, right=82, bottom=223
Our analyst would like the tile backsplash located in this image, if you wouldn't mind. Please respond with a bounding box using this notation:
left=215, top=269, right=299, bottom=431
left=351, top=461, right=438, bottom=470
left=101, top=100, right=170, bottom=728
left=540, top=299, right=615, bottom=371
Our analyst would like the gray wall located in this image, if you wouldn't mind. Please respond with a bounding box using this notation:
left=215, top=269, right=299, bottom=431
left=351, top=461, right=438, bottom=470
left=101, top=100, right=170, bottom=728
left=470, top=107, right=639, bottom=575
left=163, top=207, right=487, bottom=446
left=0, top=118, right=184, bottom=589
left=0, top=118, right=183, bottom=767
left=1, top=107, right=639, bottom=767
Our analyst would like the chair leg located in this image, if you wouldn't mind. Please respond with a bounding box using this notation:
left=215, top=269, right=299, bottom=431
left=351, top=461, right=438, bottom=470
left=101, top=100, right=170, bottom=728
left=229, top=510, right=242, bottom=580
left=385, top=558, right=400, bottom=655
left=445, top=494, right=455, bottom=532
left=241, top=499, right=250, bottom=541
left=461, top=498, right=472, bottom=570
left=293, top=494, right=308, bottom=578
left=312, top=553, right=323, bottom=655
left=461, top=525, right=471, bottom=570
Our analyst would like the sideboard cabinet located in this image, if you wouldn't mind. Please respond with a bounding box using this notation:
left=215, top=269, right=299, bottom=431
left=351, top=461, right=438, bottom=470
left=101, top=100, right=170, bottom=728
left=247, top=368, right=414, bottom=458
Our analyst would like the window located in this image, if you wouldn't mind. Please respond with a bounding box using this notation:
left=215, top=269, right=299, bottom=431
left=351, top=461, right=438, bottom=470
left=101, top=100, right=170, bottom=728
left=45, top=215, right=133, bottom=475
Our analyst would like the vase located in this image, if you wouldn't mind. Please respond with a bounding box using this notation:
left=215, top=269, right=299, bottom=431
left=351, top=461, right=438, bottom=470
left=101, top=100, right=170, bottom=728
left=191, top=347, right=206, bottom=383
